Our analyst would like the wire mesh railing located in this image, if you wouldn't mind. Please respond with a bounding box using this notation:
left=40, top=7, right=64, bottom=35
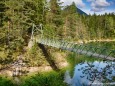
left=35, top=36, right=115, bottom=61
left=30, top=24, right=115, bottom=61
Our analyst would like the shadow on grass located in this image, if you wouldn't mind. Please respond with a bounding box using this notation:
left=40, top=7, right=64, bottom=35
left=38, top=43, right=60, bottom=71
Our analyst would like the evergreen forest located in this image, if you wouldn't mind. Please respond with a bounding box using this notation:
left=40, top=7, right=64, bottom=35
left=0, top=0, right=115, bottom=86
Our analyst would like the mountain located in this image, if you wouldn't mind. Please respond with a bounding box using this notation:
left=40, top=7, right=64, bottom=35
left=76, top=7, right=88, bottom=15
left=62, top=2, right=88, bottom=16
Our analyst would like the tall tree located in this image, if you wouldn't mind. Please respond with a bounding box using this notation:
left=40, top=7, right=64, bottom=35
left=45, top=0, right=63, bottom=38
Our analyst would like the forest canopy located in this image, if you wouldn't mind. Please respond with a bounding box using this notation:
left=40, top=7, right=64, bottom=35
left=0, top=0, right=115, bottom=69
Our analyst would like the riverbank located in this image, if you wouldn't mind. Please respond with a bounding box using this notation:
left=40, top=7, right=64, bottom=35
left=0, top=41, right=114, bottom=86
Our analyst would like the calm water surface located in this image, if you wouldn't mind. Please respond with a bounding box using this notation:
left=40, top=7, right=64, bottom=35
left=71, top=61, right=115, bottom=86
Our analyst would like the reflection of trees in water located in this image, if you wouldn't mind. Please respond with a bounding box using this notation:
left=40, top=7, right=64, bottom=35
left=64, top=61, right=115, bottom=86
left=78, top=61, right=115, bottom=85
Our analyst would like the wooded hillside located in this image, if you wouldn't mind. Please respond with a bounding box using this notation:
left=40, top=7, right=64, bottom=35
left=0, top=0, right=115, bottom=69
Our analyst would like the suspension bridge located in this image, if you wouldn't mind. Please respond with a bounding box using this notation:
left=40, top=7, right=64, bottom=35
left=0, top=23, right=115, bottom=77
left=29, top=24, right=115, bottom=61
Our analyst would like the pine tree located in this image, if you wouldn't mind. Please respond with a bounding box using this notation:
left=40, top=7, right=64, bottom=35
left=45, top=0, right=63, bottom=39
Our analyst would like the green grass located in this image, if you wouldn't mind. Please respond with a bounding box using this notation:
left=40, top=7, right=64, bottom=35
left=0, top=76, right=14, bottom=86
left=0, top=69, right=67, bottom=86
left=20, top=70, right=67, bottom=86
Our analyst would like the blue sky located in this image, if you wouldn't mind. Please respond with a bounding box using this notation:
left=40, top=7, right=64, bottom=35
left=60, top=0, right=115, bottom=15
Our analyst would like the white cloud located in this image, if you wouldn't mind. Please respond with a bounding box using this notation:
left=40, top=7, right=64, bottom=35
left=89, top=0, right=110, bottom=12
left=60, top=0, right=114, bottom=14
left=82, top=9, right=115, bottom=15
left=61, top=0, right=85, bottom=8
left=91, top=7, right=105, bottom=12
left=92, top=0, right=110, bottom=7
left=75, top=0, right=85, bottom=8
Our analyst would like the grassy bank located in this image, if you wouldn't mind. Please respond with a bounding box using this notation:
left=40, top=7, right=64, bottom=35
left=20, top=69, right=67, bottom=86
left=0, top=42, right=114, bottom=86
left=19, top=52, right=101, bottom=86
left=0, top=53, right=99, bottom=86
left=0, top=51, right=104, bottom=86
left=0, top=76, right=14, bottom=86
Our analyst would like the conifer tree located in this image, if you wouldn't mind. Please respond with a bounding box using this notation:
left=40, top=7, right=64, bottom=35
left=45, top=0, right=63, bottom=38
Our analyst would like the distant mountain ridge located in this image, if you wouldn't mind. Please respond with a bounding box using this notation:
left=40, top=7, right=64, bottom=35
left=76, top=7, right=87, bottom=15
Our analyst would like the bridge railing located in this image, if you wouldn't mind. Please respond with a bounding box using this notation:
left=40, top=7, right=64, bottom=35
left=36, top=36, right=115, bottom=61
left=30, top=24, right=115, bottom=61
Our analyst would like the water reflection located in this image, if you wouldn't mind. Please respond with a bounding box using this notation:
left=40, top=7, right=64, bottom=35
left=64, top=61, right=115, bottom=86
